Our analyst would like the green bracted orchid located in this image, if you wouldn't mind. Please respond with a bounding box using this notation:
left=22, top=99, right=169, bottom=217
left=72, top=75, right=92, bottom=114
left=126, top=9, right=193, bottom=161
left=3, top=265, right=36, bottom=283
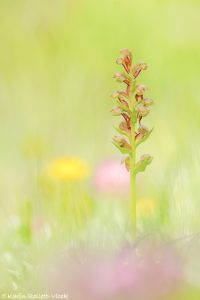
left=111, top=48, right=154, bottom=236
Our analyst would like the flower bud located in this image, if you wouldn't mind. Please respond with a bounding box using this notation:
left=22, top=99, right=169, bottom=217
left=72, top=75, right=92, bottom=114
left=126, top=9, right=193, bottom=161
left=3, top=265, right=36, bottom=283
left=138, top=125, right=149, bottom=134
left=143, top=98, right=154, bottom=107
left=111, top=106, right=121, bottom=116
left=135, top=154, right=153, bottom=174
left=135, top=85, right=147, bottom=96
left=135, top=126, right=151, bottom=146
left=116, top=49, right=132, bottom=74
left=111, top=91, right=120, bottom=98
left=113, top=136, right=131, bottom=152
left=121, top=113, right=131, bottom=130
left=136, top=104, right=149, bottom=118
left=132, top=62, right=147, bottom=78
left=140, top=154, right=153, bottom=164
left=119, top=98, right=129, bottom=109
left=116, top=56, right=124, bottom=65
left=120, top=48, right=132, bottom=57
left=135, top=132, right=144, bottom=143
left=113, top=72, right=128, bottom=83
left=111, top=90, right=127, bottom=99
left=119, top=121, right=130, bottom=134
left=121, top=156, right=130, bottom=172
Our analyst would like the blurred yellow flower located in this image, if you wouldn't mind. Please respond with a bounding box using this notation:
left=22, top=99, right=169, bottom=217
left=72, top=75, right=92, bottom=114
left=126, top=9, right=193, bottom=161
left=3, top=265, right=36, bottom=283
left=137, top=198, right=155, bottom=217
left=47, top=157, right=88, bottom=182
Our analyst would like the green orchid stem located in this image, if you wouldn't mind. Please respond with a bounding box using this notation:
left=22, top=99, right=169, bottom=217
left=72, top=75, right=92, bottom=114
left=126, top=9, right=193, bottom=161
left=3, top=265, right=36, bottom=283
left=130, top=112, right=136, bottom=237
left=130, top=161, right=136, bottom=236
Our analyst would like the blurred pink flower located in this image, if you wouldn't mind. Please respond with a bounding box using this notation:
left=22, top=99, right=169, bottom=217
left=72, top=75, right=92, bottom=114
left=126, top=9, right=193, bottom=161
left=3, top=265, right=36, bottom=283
left=45, top=244, right=182, bottom=300
left=94, top=159, right=130, bottom=195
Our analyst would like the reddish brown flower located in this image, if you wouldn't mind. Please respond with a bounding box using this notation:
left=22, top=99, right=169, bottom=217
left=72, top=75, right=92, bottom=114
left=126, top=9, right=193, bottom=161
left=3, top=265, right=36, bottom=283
left=132, top=62, right=147, bottom=79
left=116, top=48, right=132, bottom=73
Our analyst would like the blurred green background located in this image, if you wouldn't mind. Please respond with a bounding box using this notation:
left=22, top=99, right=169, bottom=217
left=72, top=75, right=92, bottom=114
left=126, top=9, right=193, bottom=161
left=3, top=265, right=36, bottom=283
left=0, top=0, right=200, bottom=232
left=0, top=0, right=200, bottom=293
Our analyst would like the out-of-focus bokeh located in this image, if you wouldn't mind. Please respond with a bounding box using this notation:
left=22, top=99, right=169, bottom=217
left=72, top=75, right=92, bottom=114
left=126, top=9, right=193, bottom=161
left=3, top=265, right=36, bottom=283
left=0, top=0, right=200, bottom=297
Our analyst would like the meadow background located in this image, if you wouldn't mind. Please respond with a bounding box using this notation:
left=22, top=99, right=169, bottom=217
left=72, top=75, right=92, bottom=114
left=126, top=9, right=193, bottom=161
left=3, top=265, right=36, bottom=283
left=0, top=0, right=200, bottom=297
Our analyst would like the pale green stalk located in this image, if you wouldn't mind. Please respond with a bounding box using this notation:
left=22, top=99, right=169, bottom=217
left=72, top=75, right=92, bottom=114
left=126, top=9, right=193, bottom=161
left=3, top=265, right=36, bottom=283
left=129, top=82, right=137, bottom=235
left=130, top=137, right=136, bottom=234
